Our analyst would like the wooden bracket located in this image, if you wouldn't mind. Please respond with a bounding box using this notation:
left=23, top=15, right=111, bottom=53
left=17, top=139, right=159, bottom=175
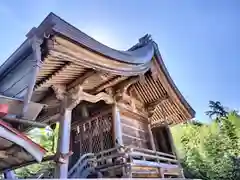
left=55, top=151, right=73, bottom=164
left=146, top=94, right=169, bottom=118
left=52, top=84, right=114, bottom=110
left=51, top=84, right=67, bottom=100
left=114, top=77, right=140, bottom=107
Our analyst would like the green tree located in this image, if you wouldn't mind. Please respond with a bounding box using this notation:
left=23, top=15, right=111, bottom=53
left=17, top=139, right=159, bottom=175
left=15, top=123, right=59, bottom=178
left=172, top=111, right=240, bottom=180
left=205, top=101, right=228, bottom=121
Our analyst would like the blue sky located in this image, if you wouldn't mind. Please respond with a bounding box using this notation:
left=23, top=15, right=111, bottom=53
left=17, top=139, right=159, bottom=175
left=0, top=0, right=239, bottom=121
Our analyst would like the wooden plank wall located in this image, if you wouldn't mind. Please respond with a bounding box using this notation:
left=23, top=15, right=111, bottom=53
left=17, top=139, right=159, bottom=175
left=120, top=113, right=151, bottom=149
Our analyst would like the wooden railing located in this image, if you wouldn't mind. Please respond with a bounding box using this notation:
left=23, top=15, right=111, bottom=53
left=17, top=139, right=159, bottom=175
left=68, top=153, right=95, bottom=178
left=69, top=146, right=182, bottom=178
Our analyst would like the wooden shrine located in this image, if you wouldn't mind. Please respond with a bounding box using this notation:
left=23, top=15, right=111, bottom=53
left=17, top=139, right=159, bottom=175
left=0, top=13, right=195, bottom=179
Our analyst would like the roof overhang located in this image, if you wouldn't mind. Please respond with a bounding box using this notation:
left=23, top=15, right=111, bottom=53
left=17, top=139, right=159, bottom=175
left=0, top=13, right=195, bottom=125
left=0, top=120, right=47, bottom=172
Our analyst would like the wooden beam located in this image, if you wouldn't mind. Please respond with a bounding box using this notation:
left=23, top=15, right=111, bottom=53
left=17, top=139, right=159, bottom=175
left=122, top=133, right=148, bottom=142
left=34, top=62, right=71, bottom=91
left=67, top=70, right=96, bottom=90
left=146, top=95, right=169, bottom=118
left=115, top=76, right=139, bottom=93
left=147, top=95, right=169, bottom=108
left=2, top=116, right=48, bottom=128
left=94, top=75, right=127, bottom=93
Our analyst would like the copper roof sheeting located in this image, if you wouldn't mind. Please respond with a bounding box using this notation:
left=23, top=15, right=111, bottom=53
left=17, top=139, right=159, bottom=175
left=0, top=13, right=195, bottom=125
left=0, top=120, right=47, bottom=172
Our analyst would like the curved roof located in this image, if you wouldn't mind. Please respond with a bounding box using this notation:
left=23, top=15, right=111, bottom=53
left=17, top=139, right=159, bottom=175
left=0, top=12, right=195, bottom=124
left=0, top=120, right=46, bottom=172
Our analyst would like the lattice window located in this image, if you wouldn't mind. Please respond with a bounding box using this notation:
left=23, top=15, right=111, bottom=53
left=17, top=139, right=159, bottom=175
left=73, top=110, right=114, bottom=155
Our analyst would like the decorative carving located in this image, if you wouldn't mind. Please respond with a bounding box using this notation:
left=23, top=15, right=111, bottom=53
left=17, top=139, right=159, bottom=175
left=80, top=91, right=114, bottom=105
left=139, top=34, right=152, bottom=46
left=105, top=87, right=114, bottom=96
left=69, top=85, right=83, bottom=101
left=147, top=106, right=156, bottom=118
left=68, top=85, right=114, bottom=109
left=123, top=77, right=139, bottom=94
left=52, top=84, right=67, bottom=100
left=114, top=77, right=139, bottom=102
left=52, top=84, right=113, bottom=110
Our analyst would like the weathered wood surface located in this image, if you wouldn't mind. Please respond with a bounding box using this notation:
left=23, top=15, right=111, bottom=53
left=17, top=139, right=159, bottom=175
left=120, top=113, right=150, bottom=149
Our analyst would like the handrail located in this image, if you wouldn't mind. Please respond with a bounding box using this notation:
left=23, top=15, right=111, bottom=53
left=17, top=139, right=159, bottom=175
left=68, top=146, right=180, bottom=178
left=96, top=152, right=126, bottom=162
left=129, top=147, right=176, bottom=159
left=70, top=160, right=93, bottom=178
left=68, top=153, right=94, bottom=176
left=129, top=151, right=178, bottom=163
left=95, top=146, right=123, bottom=156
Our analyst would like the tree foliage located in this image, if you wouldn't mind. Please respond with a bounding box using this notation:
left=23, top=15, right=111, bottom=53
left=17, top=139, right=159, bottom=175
left=172, top=108, right=240, bottom=180
left=14, top=123, right=59, bottom=178
left=205, top=100, right=228, bottom=121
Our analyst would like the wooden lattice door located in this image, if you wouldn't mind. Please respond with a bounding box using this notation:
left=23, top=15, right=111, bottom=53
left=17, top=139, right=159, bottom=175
left=73, top=110, right=114, bottom=155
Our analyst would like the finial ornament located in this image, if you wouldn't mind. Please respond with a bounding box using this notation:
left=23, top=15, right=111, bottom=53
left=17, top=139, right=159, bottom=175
left=139, top=34, right=152, bottom=45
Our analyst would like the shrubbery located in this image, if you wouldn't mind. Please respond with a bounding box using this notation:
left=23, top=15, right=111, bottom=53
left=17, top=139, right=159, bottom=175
left=172, top=107, right=240, bottom=180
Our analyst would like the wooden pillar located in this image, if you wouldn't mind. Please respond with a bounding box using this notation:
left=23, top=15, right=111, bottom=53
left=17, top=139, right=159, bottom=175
left=147, top=122, right=156, bottom=151
left=165, top=124, right=184, bottom=178
left=112, top=104, right=123, bottom=146
left=55, top=97, right=72, bottom=179
left=52, top=84, right=114, bottom=178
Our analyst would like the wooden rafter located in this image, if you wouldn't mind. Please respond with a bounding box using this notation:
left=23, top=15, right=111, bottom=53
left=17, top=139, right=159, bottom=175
left=67, top=70, right=96, bottom=90
left=35, top=61, right=71, bottom=90
left=93, top=75, right=127, bottom=93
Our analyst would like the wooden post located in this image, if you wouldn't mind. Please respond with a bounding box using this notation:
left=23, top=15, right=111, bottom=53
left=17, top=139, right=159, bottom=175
left=55, top=96, right=72, bottom=179
left=51, top=84, right=115, bottom=178
left=112, top=104, right=123, bottom=146
left=147, top=122, right=156, bottom=151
